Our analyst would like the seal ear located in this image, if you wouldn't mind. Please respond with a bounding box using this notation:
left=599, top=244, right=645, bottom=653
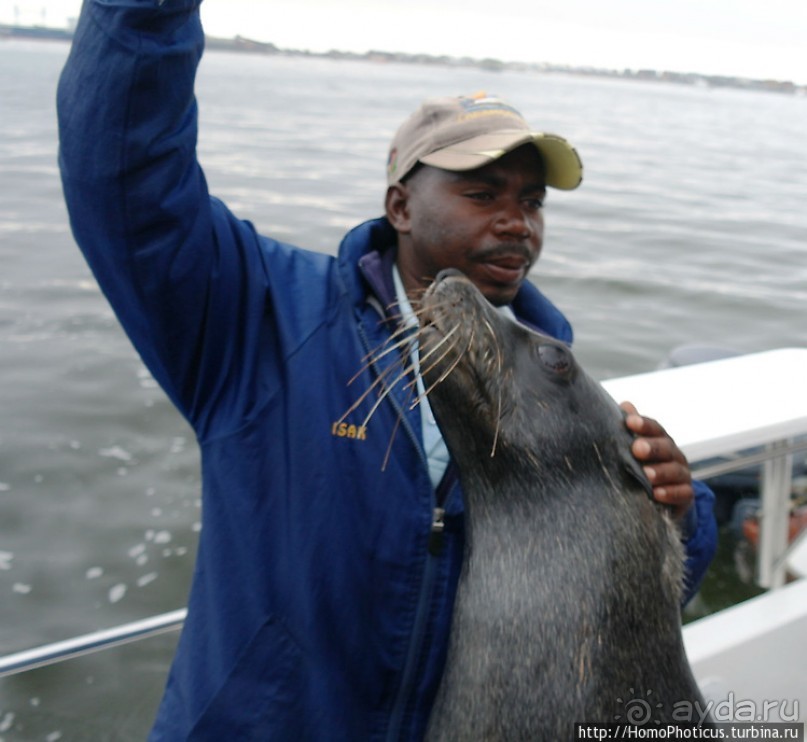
left=620, top=441, right=655, bottom=501
left=612, top=406, right=655, bottom=500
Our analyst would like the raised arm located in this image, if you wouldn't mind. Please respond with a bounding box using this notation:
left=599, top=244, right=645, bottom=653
left=57, top=1, right=274, bottom=434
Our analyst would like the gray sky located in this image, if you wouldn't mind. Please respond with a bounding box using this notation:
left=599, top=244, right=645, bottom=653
left=5, top=0, right=806, bottom=84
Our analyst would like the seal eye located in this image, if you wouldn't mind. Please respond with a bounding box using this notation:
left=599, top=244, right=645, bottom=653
left=537, top=344, right=572, bottom=375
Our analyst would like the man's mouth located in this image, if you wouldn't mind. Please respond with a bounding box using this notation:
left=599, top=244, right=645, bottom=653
left=478, top=251, right=530, bottom=285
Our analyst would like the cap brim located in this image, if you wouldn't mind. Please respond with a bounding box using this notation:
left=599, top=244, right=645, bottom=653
left=419, top=130, right=583, bottom=190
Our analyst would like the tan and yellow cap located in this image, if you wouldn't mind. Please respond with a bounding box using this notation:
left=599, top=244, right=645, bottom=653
left=386, top=92, right=583, bottom=190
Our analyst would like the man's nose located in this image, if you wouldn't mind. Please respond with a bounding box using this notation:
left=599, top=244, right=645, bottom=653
left=493, top=201, right=533, bottom=239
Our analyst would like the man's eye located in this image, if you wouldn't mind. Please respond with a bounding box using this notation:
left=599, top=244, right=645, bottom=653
left=524, top=196, right=545, bottom=210
left=467, top=191, right=494, bottom=201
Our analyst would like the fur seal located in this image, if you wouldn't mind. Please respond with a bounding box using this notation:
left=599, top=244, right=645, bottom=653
left=416, top=269, right=707, bottom=740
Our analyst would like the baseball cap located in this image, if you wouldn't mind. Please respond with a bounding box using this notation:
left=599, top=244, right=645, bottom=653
left=386, top=92, right=583, bottom=190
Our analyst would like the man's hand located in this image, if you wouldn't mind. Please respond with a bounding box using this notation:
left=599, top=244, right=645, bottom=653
left=620, top=401, right=693, bottom=521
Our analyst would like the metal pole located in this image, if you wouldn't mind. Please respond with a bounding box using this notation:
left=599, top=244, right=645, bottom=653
left=0, top=608, right=186, bottom=679
left=690, top=437, right=807, bottom=479
left=757, top=441, right=794, bottom=589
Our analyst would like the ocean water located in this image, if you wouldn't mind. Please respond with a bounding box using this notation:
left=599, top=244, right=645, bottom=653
left=0, top=38, right=805, bottom=739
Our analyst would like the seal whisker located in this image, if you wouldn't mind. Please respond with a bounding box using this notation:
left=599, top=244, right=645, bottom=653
left=380, top=410, right=405, bottom=472
left=338, top=361, right=402, bottom=423
left=409, top=339, right=464, bottom=410
left=413, top=323, right=461, bottom=366
left=383, top=300, right=407, bottom=322
left=346, top=326, right=416, bottom=387
left=343, top=314, right=462, bottom=429
left=359, top=376, right=424, bottom=472
left=592, top=442, right=619, bottom=492
left=415, top=329, right=469, bottom=406
left=407, top=295, right=456, bottom=323
left=480, top=317, right=505, bottom=459
left=477, top=317, right=501, bottom=454
left=358, top=356, right=424, bottom=429
left=339, top=319, right=428, bottom=417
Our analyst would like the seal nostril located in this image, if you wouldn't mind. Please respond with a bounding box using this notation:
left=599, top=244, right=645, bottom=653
left=434, top=268, right=465, bottom=284
left=538, top=344, right=571, bottom=374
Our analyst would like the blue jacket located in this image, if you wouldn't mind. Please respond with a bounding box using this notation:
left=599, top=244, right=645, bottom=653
left=57, top=2, right=717, bottom=739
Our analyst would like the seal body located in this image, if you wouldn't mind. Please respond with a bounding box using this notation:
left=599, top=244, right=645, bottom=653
left=419, top=271, right=705, bottom=740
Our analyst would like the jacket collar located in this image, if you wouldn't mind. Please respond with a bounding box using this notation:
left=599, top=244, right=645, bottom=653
left=357, top=239, right=398, bottom=317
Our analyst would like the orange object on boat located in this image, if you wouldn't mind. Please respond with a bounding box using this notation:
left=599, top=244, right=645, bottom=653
left=742, top=504, right=807, bottom=547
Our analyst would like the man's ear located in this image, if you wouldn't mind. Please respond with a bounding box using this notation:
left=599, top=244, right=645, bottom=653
left=385, top=183, right=411, bottom=233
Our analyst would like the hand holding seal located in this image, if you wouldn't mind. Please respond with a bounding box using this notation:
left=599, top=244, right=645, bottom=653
left=620, top=400, right=694, bottom=521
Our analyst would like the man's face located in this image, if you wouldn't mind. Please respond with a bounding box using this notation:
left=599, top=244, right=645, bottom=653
left=388, top=144, right=546, bottom=307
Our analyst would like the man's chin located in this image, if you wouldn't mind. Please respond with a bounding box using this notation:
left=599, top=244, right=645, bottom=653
left=480, top=283, right=520, bottom=307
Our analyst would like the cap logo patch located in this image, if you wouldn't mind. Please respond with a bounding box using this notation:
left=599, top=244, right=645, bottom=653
left=457, top=94, right=524, bottom=123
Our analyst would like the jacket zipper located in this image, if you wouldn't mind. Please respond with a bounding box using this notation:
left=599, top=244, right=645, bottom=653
left=385, top=473, right=456, bottom=741
left=428, top=507, right=446, bottom=556
left=357, top=319, right=440, bottom=741
left=385, top=547, right=439, bottom=741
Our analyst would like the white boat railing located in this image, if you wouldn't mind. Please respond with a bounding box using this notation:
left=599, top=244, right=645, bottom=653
left=0, top=609, right=186, bottom=679
left=683, top=577, right=807, bottom=722
left=603, top=347, right=807, bottom=590
left=690, top=438, right=807, bottom=480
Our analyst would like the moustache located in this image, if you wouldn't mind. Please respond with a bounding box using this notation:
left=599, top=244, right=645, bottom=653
left=472, top=243, right=535, bottom=264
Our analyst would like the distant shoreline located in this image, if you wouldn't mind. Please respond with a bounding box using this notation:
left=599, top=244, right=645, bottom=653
left=2, top=23, right=804, bottom=97
left=0, top=23, right=72, bottom=42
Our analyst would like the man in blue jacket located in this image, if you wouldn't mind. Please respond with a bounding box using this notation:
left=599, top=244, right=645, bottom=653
left=57, top=2, right=716, bottom=739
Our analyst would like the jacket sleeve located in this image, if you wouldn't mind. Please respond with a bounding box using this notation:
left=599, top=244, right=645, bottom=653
left=57, top=0, right=274, bottom=437
left=680, top=479, right=718, bottom=604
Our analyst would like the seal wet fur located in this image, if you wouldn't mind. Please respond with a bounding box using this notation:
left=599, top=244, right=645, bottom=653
left=416, top=270, right=707, bottom=740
